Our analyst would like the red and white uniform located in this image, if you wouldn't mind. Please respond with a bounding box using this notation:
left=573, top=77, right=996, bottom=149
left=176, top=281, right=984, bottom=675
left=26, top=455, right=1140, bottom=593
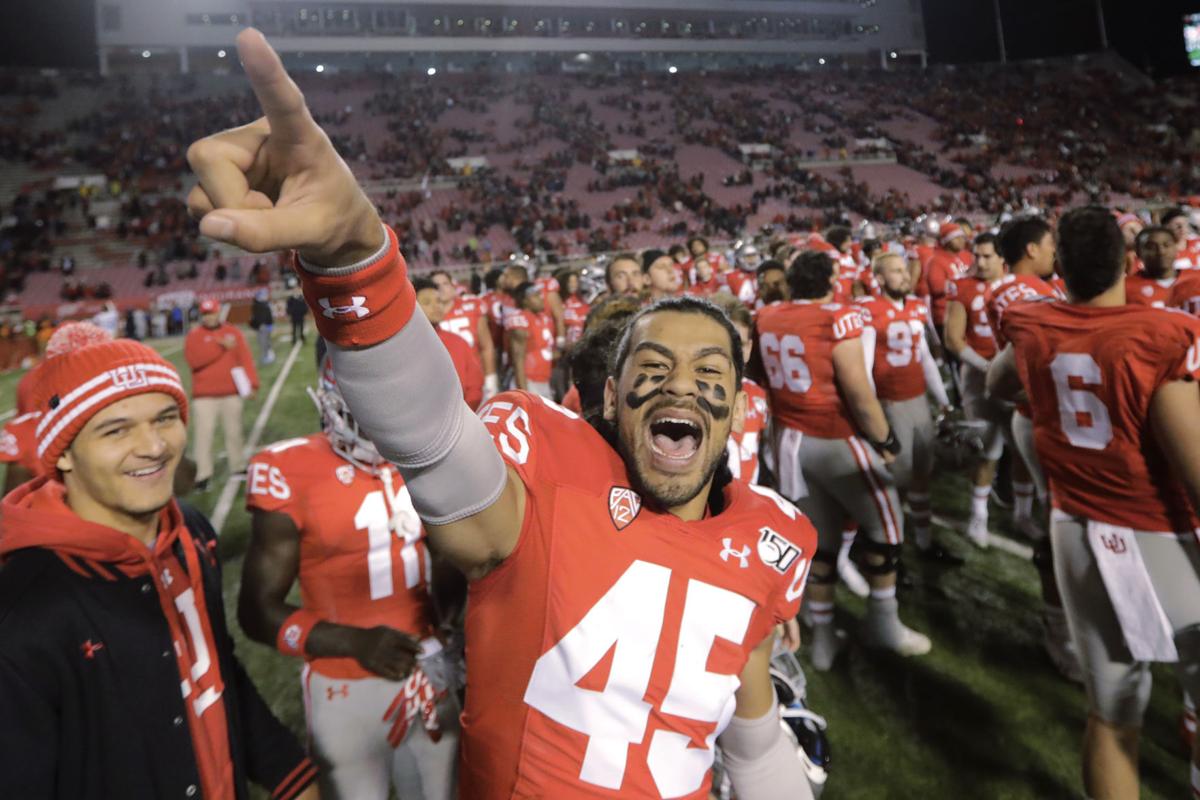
left=1002, top=302, right=1200, bottom=533
left=483, top=290, right=515, bottom=354
left=440, top=295, right=486, bottom=350
left=946, top=276, right=998, bottom=361
left=504, top=309, right=555, bottom=384
left=246, top=435, right=436, bottom=680
left=1126, top=270, right=1200, bottom=312
left=0, top=411, right=45, bottom=480
left=687, top=275, right=725, bottom=298
left=563, top=295, right=591, bottom=347
left=756, top=301, right=865, bottom=438
left=725, top=270, right=757, bottom=306
left=917, top=248, right=972, bottom=327
left=466, top=392, right=814, bottom=798
left=1177, top=237, right=1200, bottom=270
left=727, top=378, right=769, bottom=483
left=856, top=295, right=932, bottom=402
left=437, top=328, right=484, bottom=410
left=536, top=276, right=561, bottom=304
left=985, top=273, right=1060, bottom=349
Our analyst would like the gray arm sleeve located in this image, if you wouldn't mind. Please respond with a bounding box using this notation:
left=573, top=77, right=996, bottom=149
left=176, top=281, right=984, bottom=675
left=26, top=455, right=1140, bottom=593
left=328, top=308, right=507, bottom=525
left=717, top=707, right=814, bottom=800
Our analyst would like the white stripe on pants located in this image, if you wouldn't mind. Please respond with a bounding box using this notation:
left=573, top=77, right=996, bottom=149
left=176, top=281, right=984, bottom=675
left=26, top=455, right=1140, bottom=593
left=190, top=394, right=246, bottom=482
left=303, top=667, right=459, bottom=800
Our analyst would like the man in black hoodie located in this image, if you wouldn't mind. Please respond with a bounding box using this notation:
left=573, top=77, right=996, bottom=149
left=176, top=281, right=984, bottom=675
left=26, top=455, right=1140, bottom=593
left=0, top=337, right=318, bottom=800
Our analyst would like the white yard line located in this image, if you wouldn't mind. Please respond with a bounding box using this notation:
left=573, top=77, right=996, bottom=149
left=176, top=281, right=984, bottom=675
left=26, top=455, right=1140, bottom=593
left=932, top=514, right=1034, bottom=561
left=209, top=340, right=303, bottom=534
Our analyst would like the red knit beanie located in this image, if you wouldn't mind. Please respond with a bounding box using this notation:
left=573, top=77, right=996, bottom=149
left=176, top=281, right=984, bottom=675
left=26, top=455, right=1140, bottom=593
left=939, top=223, right=965, bottom=245
left=32, top=340, right=189, bottom=471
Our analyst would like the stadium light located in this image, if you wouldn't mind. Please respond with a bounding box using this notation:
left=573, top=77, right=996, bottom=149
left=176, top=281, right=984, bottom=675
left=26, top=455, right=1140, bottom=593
left=142, top=50, right=151, bottom=59
left=818, top=57, right=826, bottom=65
left=315, top=64, right=325, bottom=73
left=427, top=67, right=437, bottom=76
left=668, top=65, right=678, bottom=74
left=217, top=49, right=226, bottom=58
left=889, top=51, right=898, bottom=59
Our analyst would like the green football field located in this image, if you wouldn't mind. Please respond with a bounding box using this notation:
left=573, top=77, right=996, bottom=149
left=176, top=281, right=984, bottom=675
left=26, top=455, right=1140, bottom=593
left=2, top=329, right=1191, bottom=799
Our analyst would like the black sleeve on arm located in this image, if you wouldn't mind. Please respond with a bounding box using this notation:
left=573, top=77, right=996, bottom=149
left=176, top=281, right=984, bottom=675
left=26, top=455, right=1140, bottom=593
left=228, top=656, right=318, bottom=799
left=0, top=653, right=58, bottom=796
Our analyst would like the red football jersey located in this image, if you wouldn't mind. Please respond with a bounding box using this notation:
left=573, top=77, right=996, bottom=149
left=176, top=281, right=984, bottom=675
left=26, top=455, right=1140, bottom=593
left=756, top=301, right=866, bottom=438
left=1171, top=271, right=1200, bottom=316
left=985, top=273, right=1059, bottom=348
left=466, top=392, right=815, bottom=798
left=245, top=435, right=436, bottom=680
left=1003, top=301, right=1200, bottom=533
left=563, top=295, right=590, bottom=346
left=726, top=270, right=757, bottom=306
left=917, top=249, right=972, bottom=327
left=857, top=295, right=932, bottom=402
left=437, top=328, right=484, bottom=410
left=536, top=275, right=561, bottom=303
left=0, top=411, right=44, bottom=478
left=946, top=276, right=997, bottom=360
left=504, top=309, right=555, bottom=383
left=727, top=378, right=769, bottom=483
left=440, top=295, right=485, bottom=350
left=1178, top=237, right=1200, bottom=270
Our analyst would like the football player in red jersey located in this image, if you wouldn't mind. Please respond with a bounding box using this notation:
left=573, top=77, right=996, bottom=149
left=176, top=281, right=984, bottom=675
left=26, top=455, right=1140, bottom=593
left=1164, top=207, right=1200, bottom=270
left=430, top=269, right=498, bottom=400
left=0, top=411, right=42, bottom=494
left=721, top=302, right=770, bottom=484
left=688, top=256, right=724, bottom=297
left=916, top=222, right=972, bottom=338
left=414, top=279, right=485, bottom=410
left=857, top=253, right=950, bottom=553
left=504, top=282, right=555, bottom=399
left=757, top=251, right=930, bottom=671
left=755, top=260, right=790, bottom=309
left=989, top=215, right=1081, bottom=682
left=240, top=367, right=459, bottom=800
left=187, top=30, right=818, bottom=797
left=557, top=268, right=591, bottom=348
left=944, top=233, right=1007, bottom=545
left=1128, top=227, right=1200, bottom=312
left=988, top=206, right=1200, bottom=800
left=726, top=244, right=761, bottom=307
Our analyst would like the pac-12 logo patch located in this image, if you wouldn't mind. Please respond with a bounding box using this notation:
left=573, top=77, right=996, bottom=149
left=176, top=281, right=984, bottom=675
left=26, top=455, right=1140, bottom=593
left=757, top=527, right=801, bottom=574
left=608, top=486, right=642, bottom=531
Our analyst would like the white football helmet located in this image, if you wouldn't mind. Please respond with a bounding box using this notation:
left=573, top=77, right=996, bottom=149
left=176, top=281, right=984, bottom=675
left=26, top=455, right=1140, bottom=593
left=308, top=355, right=386, bottom=471
left=736, top=243, right=762, bottom=272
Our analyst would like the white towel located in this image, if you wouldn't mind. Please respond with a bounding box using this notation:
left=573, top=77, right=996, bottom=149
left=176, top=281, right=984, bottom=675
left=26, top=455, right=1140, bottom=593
left=776, top=427, right=807, bottom=501
left=1086, top=521, right=1178, bottom=662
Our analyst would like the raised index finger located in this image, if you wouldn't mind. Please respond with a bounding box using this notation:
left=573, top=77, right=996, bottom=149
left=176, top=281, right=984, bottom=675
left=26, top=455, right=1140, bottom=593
left=236, top=27, right=316, bottom=144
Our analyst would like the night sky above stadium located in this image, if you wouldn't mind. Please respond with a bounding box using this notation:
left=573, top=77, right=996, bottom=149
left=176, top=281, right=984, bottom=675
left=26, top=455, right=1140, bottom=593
left=0, top=0, right=1196, bottom=76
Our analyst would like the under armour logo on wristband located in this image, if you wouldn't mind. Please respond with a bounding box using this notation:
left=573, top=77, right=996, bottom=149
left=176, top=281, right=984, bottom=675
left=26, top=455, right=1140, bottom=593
left=318, top=296, right=370, bottom=319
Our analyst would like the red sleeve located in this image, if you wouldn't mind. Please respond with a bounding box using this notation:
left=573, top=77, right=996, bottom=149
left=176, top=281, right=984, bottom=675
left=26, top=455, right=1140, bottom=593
left=927, top=258, right=949, bottom=296
left=184, top=328, right=225, bottom=372
left=831, top=306, right=865, bottom=342
left=477, top=391, right=583, bottom=490
left=439, top=330, right=483, bottom=410
left=1164, top=313, right=1200, bottom=383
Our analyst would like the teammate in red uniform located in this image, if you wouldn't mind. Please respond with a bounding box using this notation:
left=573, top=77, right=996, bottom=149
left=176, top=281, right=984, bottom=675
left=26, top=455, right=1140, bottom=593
left=504, top=282, right=556, bottom=399
left=1127, top=227, right=1200, bottom=312
left=721, top=303, right=769, bottom=484
left=1164, top=207, right=1200, bottom=270
left=415, top=279, right=485, bottom=410
left=757, top=251, right=930, bottom=671
left=688, top=256, right=724, bottom=296
left=557, top=268, right=591, bottom=348
left=916, top=222, right=972, bottom=336
left=726, top=244, right=761, bottom=307
left=431, top=270, right=498, bottom=400
left=989, top=206, right=1200, bottom=800
left=186, top=31, right=818, bottom=796
left=944, top=233, right=1007, bottom=545
left=240, top=367, right=458, bottom=800
left=857, top=253, right=950, bottom=553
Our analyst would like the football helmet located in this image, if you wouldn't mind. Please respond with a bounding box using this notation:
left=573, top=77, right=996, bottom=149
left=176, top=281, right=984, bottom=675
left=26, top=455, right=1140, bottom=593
left=934, top=410, right=988, bottom=470
left=711, top=647, right=829, bottom=799
left=736, top=242, right=762, bottom=272
left=308, top=355, right=387, bottom=471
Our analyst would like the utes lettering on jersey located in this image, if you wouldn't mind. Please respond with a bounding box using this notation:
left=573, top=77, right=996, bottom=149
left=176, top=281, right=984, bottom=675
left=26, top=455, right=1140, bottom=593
left=757, top=301, right=865, bottom=438
left=466, top=391, right=816, bottom=799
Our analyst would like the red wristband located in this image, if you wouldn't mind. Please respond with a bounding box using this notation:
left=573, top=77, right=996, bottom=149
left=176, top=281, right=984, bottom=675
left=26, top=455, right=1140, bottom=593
left=295, top=225, right=416, bottom=348
left=276, top=609, right=322, bottom=658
